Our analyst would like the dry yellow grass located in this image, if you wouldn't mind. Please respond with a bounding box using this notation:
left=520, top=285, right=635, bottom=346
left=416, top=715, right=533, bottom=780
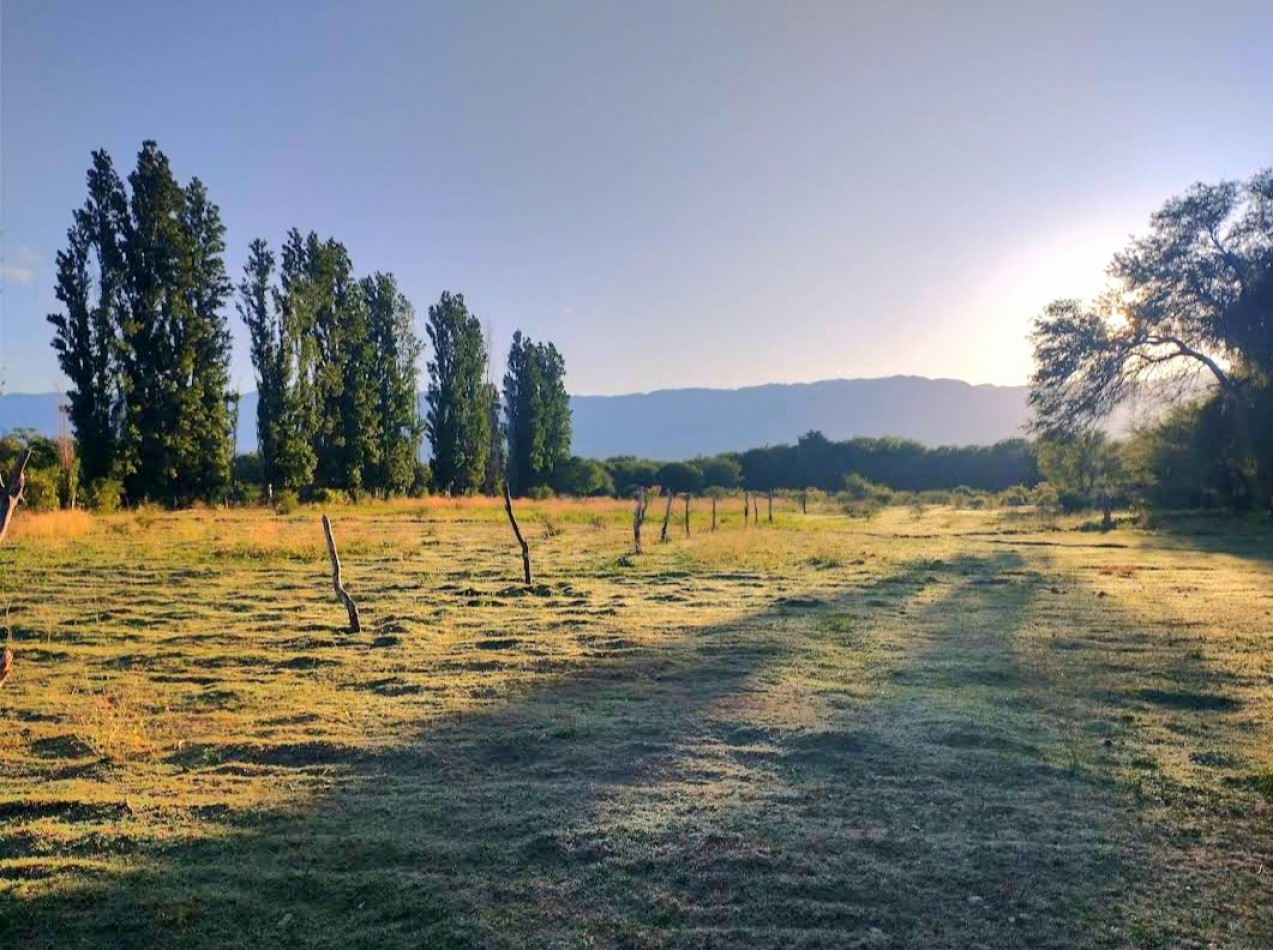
left=0, top=499, right=1270, bottom=948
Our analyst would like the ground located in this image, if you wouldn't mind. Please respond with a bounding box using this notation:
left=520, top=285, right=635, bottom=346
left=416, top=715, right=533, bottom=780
left=0, top=497, right=1271, bottom=948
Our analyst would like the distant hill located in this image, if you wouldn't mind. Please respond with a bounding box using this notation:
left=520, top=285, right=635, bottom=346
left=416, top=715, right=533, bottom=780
left=568, top=377, right=1030, bottom=459
left=0, top=376, right=1032, bottom=459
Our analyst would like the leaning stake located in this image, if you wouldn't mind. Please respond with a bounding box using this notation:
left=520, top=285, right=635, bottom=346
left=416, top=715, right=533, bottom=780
left=321, top=514, right=361, bottom=633
left=0, top=449, right=33, bottom=546
left=659, top=490, right=675, bottom=542
left=633, top=487, right=648, bottom=554
left=504, top=483, right=533, bottom=586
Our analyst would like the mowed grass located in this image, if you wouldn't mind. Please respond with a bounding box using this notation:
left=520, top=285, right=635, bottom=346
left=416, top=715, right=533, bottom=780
left=1, top=498, right=1271, bottom=948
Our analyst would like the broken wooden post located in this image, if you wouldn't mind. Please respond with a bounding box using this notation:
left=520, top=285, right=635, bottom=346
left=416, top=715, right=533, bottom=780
left=321, top=514, right=361, bottom=633
left=659, top=490, right=675, bottom=542
left=503, top=482, right=533, bottom=586
left=0, top=646, right=11, bottom=690
left=767, top=490, right=774, bottom=523
left=633, top=487, right=648, bottom=554
left=801, top=489, right=808, bottom=514
left=0, top=449, right=33, bottom=546
left=683, top=494, right=691, bottom=536
left=711, top=495, right=717, bottom=532
left=743, top=491, right=750, bottom=526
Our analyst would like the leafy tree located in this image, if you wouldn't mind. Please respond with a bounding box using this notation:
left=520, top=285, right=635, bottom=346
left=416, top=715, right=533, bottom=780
left=50, top=142, right=235, bottom=505
left=656, top=461, right=701, bottom=495
left=1036, top=430, right=1124, bottom=511
left=502, top=332, right=540, bottom=494
left=363, top=272, right=423, bottom=495
left=482, top=381, right=505, bottom=495
left=47, top=150, right=127, bottom=485
left=237, top=240, right=285, bottom=489
left=551, top=456, right=614, bottom=497
left=1030, top=170, right=1273, bottom=508
left=605, top=457, right=660, bottom=496
left=698, top=454, right=742, bottom=489
left=180, top=177, right=236, bottom=500
left=425, top=292, right=489, bottom=494
left=503, top=332, right=572, bottom=494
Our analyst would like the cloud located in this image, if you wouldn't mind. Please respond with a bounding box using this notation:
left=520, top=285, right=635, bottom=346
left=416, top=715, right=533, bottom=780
left=1, top=246, right=41, bottom=285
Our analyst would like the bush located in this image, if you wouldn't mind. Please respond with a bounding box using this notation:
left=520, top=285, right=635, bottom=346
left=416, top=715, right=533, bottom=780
left=275, top=490, right=300, bottom=515
left=999, top=485, right=1031, bottom=507
left=843, top=473, right=893, bottom=505
left=86, top=477, right=124, bottom=514
left=22, top=467, right=60, bottom=512
left=838, top=494, right=883, bottom=520
left=529, top=484, right=554, bottom=500
left=311, top=486, right=350, bottom=506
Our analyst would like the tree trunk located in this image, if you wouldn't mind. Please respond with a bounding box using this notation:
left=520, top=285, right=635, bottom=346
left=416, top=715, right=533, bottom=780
left=683, top=494, right=691, bottom=536
left=0, top=449, right=33, bottom=546
left=321, top=514, right=361, bottom=633
left=503, top=483, right=533, bottom=586
left=659, top=491, right=675, bottom=542
left=633, top=488, right=647, bottom=554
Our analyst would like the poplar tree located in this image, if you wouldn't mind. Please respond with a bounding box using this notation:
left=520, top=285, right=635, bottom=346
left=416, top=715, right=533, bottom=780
left=49, top=141, right=234, bottom=504
left=425, top=292, right=489, bottom=494
left=47, top=150, right=127, bottom=485
left=363, top=273, right=422, bottom=495
left=502, top=332, right=572, bottom=494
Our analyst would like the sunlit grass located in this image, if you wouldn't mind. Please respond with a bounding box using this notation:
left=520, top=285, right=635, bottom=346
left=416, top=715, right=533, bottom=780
left=0, top=501, right=1270, bottom=947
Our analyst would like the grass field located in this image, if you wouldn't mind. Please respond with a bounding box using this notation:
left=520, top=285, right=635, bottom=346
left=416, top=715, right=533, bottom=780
left=1, top=497, right=1271, bottom=948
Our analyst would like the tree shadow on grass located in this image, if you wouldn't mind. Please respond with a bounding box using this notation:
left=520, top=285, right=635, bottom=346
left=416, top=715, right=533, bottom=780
left=1136, top=512, right=1273, bottom=569
left=3, top=553, right=1150, bottom=949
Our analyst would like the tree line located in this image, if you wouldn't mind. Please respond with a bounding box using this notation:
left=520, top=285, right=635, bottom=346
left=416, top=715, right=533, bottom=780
left=47, top=141, right=573, bottom=506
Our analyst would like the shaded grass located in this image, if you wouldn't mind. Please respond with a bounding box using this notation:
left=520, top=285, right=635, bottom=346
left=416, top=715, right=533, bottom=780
left=0, top=505, right=1270, bottom=947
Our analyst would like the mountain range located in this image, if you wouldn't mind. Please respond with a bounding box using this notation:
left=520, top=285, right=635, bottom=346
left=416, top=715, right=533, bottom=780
left=0, top=376, right=1031, bottom=460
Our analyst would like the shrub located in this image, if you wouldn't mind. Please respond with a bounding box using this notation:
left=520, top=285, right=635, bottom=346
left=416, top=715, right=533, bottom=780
left=21, top=467, right=60, bottom=512
left=311, top=486, right=350, bottom=506
left=275, top=490, right=300, bottom=515
left=843, top=473, right=893, bottom=505
left=86, top=477, right=124, bottom=514
left=999, top=485, right=1031, bottom=507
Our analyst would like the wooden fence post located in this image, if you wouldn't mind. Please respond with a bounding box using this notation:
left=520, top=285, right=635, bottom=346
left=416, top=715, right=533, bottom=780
left=321, top=514, right=361, bottom=633
left=503, top=483, right=533, bottom=586
left=633, top=488, right=648, bottom=554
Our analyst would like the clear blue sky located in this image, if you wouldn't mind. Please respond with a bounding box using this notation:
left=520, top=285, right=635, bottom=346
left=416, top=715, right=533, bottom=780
left=2, top=0, right=1270, bottom=396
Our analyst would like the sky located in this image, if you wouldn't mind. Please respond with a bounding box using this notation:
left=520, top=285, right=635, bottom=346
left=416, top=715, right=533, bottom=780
left=2, top=0, right=1271, bottom=396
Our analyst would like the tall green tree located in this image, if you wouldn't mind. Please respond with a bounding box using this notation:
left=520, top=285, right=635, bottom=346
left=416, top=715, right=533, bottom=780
left=237, top=240, right=285, bottom=489
left=363, top=272, right=422, bottom=494
left=502, top=332, right=572, bottom=494
left=180, top=177, right=236, bottom=500
left=47, top=150, right=127, bottom=485
left=425, top=292, right=489, bottom=494
left=50, top=142, right=235, bottom=505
